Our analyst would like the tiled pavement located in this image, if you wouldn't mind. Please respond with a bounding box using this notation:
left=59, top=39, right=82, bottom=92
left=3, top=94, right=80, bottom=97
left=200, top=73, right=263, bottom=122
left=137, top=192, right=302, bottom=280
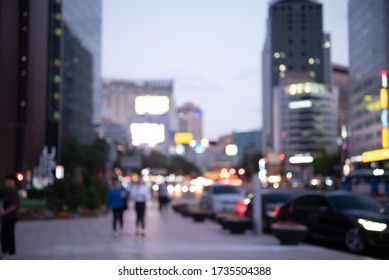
left=14, top=200, right=367, bottom=260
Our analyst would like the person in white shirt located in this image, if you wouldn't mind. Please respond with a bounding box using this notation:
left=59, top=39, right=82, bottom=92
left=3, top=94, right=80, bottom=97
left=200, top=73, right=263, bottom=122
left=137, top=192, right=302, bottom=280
left=130, top=177, right=151, bottom=236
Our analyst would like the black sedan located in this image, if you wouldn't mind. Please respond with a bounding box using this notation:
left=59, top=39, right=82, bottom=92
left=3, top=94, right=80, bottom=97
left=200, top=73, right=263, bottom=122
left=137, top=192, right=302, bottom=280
left=245, top=189, right=305, bottom=231
left=277, top=191, right=389, bottom=253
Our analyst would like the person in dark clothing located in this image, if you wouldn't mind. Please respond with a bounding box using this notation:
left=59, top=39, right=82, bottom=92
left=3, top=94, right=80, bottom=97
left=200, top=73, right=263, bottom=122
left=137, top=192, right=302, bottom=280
left=105, top=178, right=128, bottom=237
left=158, top=183, right=169, bottom=212
left=0, top=174, right=20, bottom=260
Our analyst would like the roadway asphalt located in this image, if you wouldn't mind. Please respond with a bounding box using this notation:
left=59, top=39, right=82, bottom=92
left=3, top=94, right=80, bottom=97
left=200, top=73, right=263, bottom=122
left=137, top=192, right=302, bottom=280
left=13, top=200, right=369, bottom=260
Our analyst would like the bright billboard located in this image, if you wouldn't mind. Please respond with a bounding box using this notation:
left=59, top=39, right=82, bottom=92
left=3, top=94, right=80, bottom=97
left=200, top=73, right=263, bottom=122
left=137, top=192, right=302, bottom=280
left=135, top=96, right=169, bottom=115
left=130, top=123, right=165, bottom=147
left=174, top=132, right=193, bottom=144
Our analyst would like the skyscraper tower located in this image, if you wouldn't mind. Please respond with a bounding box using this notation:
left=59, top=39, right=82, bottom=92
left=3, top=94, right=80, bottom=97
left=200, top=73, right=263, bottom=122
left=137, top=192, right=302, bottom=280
left=61, top=0, right=102, bottom=149
left=348, top=0, right=389, bottom=164
left=262, top=0, right=328, bottom=154
left=177, top=103, right=203, bottom=141
left=62, top=0, right=102, bottom=123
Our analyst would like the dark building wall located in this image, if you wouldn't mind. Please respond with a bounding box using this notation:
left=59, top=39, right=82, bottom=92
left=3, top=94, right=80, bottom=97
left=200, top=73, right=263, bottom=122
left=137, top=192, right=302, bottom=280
left=270, top=0, right=324, bottom=86
left=25, top=1, right=50, bottom=171
left=0, top=1, right=20, bottom=177
left=0, top=0, right=50, bottom=179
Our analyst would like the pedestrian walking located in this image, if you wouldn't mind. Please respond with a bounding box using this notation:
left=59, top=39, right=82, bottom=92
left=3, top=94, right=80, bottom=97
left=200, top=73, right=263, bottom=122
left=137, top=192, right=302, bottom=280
left=158, top=183, right=169, bottom=212
left=0, top=174, right=20, bottom=260
left=130, top=177, right=151, bottom=236
left=105, top=178, right=128, bottom=237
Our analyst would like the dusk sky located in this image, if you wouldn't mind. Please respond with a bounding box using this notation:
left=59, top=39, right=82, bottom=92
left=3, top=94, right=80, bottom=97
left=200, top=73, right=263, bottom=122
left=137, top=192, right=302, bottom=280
left=101, top=0, right=348, bottom=140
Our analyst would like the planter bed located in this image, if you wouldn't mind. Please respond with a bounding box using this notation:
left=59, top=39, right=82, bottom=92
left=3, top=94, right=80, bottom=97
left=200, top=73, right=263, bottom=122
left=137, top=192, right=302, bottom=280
left=188, top=210, right=209, bottom=222
left=221, top=215, right=252, bottom=234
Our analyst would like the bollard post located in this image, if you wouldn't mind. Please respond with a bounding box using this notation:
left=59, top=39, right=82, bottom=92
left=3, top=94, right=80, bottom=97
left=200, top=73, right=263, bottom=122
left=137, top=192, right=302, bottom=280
left=252, top=174, right=262, bottom=234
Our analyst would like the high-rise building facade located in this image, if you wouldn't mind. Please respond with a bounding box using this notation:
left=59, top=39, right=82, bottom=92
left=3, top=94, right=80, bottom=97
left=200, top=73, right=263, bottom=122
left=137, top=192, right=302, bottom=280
left=232, top=130, right=261, bottom=162
left=102, top=80, right=176, bottom=155
left=62, top=0, right=102, bottom=126
left=177, top=103, right=203, bottom=141
left=0, top=0, right=60, bottom=179
left=61, top=0, right=102, bottom=147
left=348, top=0, right=389, bottom=161
left=0, top=0, right=101, bottom=180
left=262, top=0, right=328, bottom=154
left=273, top=80, right=339, bottom=156
left=332, top=65, right=349, bottom=136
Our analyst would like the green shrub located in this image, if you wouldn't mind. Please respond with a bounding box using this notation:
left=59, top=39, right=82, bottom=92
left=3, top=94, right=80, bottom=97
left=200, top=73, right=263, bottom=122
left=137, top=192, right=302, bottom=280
left=27, top=187, right=46, bottom=199
left=45, top=178, right=87, bottom=212
left=84, top=186, right=100, bottom=210
left=91, top=177, right=109, bottom=206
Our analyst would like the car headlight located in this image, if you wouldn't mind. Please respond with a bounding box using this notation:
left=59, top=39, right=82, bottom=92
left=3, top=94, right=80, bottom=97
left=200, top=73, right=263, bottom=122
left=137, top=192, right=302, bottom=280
left=358, top=218, right=387, bottom=232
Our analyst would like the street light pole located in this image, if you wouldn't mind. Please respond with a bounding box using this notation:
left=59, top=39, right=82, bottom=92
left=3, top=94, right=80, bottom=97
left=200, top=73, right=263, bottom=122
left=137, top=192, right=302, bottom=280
left=252, top=174, right=262, bottom=235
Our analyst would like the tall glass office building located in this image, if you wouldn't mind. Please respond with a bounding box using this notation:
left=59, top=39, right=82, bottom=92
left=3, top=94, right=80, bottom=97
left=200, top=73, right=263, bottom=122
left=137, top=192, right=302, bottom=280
left=348, top=0, right=389, bottom=160
left=61, top=0, right=102, bottom=145
left=262, top=0, right=329, bottom=154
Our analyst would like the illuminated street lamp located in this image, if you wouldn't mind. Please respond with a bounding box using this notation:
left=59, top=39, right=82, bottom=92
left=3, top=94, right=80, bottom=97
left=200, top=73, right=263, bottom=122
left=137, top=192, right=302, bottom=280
left=225, top=144, right=238, bottom=156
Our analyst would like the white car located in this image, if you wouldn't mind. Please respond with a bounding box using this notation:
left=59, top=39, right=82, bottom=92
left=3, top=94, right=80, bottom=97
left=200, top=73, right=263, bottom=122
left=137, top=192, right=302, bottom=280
left=199, top=184, right=246, bottom=216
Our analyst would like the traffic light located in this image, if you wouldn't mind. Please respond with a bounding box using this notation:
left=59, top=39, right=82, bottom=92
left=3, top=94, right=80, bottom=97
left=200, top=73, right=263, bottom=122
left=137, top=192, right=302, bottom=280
left=279, top=153, right=286, bottom=161
left=286, top=171, right=293, bottom=181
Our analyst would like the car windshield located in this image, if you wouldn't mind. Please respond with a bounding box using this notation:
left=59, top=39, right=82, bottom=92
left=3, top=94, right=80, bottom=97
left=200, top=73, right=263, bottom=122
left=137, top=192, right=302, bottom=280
left=327, top=194, right=384, bottom=211
left=263, top=193, right=293, bottom=204
left=212, top=186, right=240, bottom=195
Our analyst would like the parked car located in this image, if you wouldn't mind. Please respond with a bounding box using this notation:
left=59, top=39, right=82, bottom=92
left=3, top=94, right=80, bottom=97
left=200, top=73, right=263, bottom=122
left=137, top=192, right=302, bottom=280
left=244, top=189, right=305, bottom=231
left=199, top=184, right=246, bottom=216
left=277, top=191, right=389, bottom=253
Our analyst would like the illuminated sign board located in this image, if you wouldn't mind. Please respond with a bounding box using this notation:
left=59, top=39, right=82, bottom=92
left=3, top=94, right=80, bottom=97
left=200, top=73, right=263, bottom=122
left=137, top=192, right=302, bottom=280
left=289, top=154, right=314, bottom=164
left=285, top=83, right=327, bottom=95
left=130, top=123, right=165, bottom=147
left=362, top=148, right=389, bottom=163
left=380, top=89, right=388, bottom=109
left=288, top=100, right=313, bottom=110
left=135, top=96, right=170, bottom=115
left=381, top=70, right=388, bottom=88
left=381, top=70, right=389, bottom=149
left=174, top=132, right=193, bottom=144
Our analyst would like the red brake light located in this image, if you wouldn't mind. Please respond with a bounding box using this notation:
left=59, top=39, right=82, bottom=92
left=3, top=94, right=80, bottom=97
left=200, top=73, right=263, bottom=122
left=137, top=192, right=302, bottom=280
left=235, top=201, right=248, bottom=217
left=273, top=206, right=281, bottom=217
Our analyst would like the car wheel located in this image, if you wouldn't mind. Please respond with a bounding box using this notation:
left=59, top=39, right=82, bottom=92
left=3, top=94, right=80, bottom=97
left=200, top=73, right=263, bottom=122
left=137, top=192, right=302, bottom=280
left=344, top=228, right=366, bottom=253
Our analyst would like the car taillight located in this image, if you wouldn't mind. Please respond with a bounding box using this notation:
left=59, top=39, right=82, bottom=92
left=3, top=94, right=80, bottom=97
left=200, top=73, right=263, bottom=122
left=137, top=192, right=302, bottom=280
left=273, top=206, right=281, bottom=217
left=235, top=201, right=248, bottom=217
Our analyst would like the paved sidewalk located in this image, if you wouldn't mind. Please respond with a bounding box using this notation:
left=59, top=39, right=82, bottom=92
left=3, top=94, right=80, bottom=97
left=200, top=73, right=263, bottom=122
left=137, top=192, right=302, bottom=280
left=14, top=200, right=368, bottom=260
